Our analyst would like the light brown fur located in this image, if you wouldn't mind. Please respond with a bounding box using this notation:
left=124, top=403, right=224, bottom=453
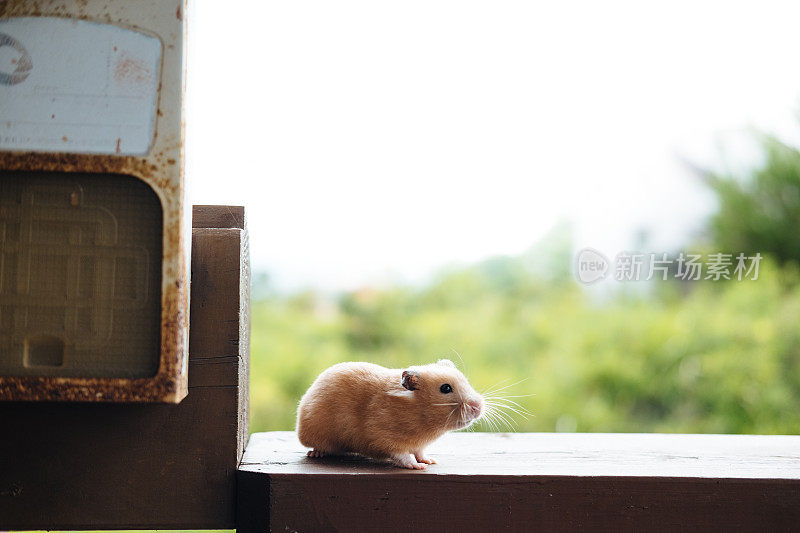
left=296, top=359, right=484, bottom=469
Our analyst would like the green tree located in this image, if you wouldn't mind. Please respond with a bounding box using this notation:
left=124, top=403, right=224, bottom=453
left=705, top=133, right=800, bottom=264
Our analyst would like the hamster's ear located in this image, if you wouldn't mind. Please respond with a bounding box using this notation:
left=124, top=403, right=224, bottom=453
left=437, top=359, right=456, bottom=368
left=401, top=370, right=420, bottom=391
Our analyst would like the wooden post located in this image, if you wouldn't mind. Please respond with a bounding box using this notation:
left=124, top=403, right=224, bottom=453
left=0, top=205, right=249, bottom=530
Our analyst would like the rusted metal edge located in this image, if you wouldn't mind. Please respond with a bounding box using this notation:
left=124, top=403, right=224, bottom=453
left=0, top=1, right=189, bottom=403
left=0, top=157, right=189, bottom=403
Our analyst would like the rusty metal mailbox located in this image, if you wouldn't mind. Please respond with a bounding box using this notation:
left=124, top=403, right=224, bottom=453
left=0, top=1, right=189, bottom=402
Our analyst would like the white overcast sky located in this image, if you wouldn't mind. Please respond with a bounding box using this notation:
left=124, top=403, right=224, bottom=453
left=185, top=0, right=800, bottom=292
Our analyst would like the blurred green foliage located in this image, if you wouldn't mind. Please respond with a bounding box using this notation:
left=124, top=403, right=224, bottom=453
left=250, top=253, right=800, bottom=435
left=250, top=131, right=800, bottom=436
left=707, top=133, right=800, bottom=266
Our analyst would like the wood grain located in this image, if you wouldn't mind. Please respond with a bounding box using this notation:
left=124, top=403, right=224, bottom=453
left=192, top=204, right=246, bottom=229
left=0, top=205, right=249, bottom=530
left=238, top=431, right=800, bottom=532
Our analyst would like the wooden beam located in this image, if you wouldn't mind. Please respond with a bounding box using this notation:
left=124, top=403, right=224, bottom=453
left=238, top=431, right=800, bottom=532
left=0, top=205, right=249, bottom=530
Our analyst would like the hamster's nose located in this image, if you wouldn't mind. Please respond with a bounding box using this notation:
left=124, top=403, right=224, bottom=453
left=467, top=398, right=483, bottom=418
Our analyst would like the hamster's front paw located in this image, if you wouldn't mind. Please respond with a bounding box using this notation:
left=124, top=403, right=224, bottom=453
left=413, top=450, right=436, bottom=464
left=391, top=453, right=427, bottom=470
left=307, top=449, right=326, bottom=458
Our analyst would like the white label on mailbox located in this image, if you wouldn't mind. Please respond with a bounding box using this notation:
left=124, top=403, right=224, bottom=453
left=0, top=17, right=161, bottom=156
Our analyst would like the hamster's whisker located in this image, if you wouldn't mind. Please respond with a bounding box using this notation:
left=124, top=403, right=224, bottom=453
left=486, top=398, right=529, bottom=412
left=489, top=412, right=508, bottom=432
left=486, top=400, right=532, bottom=419
left=432, top=402, right=459, bottom=406
left=484, top=395, right=530, bottom=406
left=486, top=402, right=521, bottom=428
left=444, top=404, right=458, bottom=428
left=496, top=411, right=518, bottom=430
left=480, top=408, right=501, bottom=432
left=484, top=396, right=533, bottom=408
left=480, top=379, right=508, bottom=396
left=484, top=405, right=502, bottom=425
left=480, top=378, right=511, bottom=396
left=484, top=399, right=534, bottom=417
left=494, top=407, right=531, bottom=420
left=485, top=398, right=528, bottom=409
left=483, top=377, right=530, bottom=396
left=450, top=348, right=467, bottom=372
left=486, top=404, right=531, bottom=420
left=482, top=379, right=519, bottom=396
left=482, top=406, right=512, bottom=431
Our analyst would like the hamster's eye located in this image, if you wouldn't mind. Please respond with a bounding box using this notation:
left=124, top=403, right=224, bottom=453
left=440, top=383, right=453, bottom=394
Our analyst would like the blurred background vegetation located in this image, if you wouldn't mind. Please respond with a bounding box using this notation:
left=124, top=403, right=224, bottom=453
left=249, top=129, right=800, bottom=435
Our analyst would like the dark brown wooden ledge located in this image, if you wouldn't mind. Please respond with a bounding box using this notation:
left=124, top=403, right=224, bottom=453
left=238, top=431, right=800, bottom=532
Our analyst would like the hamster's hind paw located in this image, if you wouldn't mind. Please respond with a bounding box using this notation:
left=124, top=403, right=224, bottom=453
left=307, top=449, right=326, bottom=458
left=392, top=453, right=427, bottom=470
